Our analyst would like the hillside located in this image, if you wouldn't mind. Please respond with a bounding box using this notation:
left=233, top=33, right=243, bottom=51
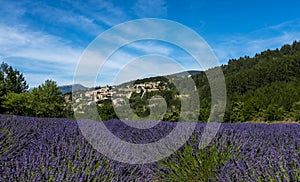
left=193, top=40, right=300, bottom=122
left=58, top=84, right=88, bottom=95
left=95, top=41, right=300, bottom=123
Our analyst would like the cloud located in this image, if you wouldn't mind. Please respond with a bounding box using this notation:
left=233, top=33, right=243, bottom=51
left=62, top=0, right=129, bottom=27
left=73, top=19, right=220, bottom=86
left=133, top=0, right=167, bottom=18
left=113, top=55, right=184, bottom=85
left=31, top=6, right=102, bottom=36
left=263, top=19, right=300, bottom=33
left=77, top=42, right=203, bottom=87
left=0, top=24, right=81, bottom=64
left=127, top=40, right=174, bottom=55
left=0, top=0, right=27, bottom=24
left=0, top=0, right=129, bottom=37
left=0, top=24, right=82, bottom=87
left=213, top=19, right=300, bottom=64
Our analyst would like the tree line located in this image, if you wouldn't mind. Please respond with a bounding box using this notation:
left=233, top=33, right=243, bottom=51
left=0, top=62, right=68, bottom=118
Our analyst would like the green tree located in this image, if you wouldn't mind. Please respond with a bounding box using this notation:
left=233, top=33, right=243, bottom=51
left=2, top=92, right=33, bottom=116
left=0, top=69, right=5, bottom=97
left=289, top=101, right=300, bottom=121
left=31, top=80, right=64, bottom=117
left=263, top=104, right=286, bottom=121
left=199, top=98, right=210, bottom=122
left=0, top=62, right=28, bottom=96
left=280, top=44, right=292, bottom=55
left=230, top=101, right=245, bottom=122
left=163, top=110, right=179, bottom=122
left=97, top=100, right=118, bottom=121
left=0, top=62, right=29, bottom=113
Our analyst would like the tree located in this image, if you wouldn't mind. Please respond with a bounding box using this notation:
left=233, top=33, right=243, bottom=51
left=0, top=62, right=28, bottom=96
left=263, top=104, right=286, bottom=121
left=97, top=100, right=118, bottom=121
left=230, top=101, right=245, bottom=122
left=280, top=44, right=292, bottom=55
left=289, top=101, right=300, bottom=121
left=0, top=68, right=5, bottom=97
left=2, top=92, right=33, bottom=116
left=31, top=80, right=64, bottom=117
left=0, top=62, right=29, bottom=112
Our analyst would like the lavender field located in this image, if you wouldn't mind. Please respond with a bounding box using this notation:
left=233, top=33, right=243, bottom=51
left=0, top=114, right=299, bottom=181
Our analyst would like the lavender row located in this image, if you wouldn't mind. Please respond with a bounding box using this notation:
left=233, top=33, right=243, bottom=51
left=0, top=115, right=299, bottom=181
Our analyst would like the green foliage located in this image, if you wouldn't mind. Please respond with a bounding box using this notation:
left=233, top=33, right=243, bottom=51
left=97, top=100, right=118, bottom=121
left=129, top=94, right=150, bottom=117
left=0, top=62, right=28, bottom=96
left=230, top=101, right=245, bottom=122
left=158, top=143, right=231, bottom=181
left=31, top=80, right=65, bottom=117
left=134, top=76, right=169, bottom=84
left=217, top=41, right=300, bottom=122
left=2, top=92, right=32, bottom=116
left=263, top=104, right=286, bottom=121
left=0, top=62, right=28, bottom=112
left=163, top=110, right=179, bottom=122
left=288, top=101, right=300, bottom=121
left=63, top=103, right=74, bottom=119
left=1, top=79, right=65, bottom=118
left=126, top=89, right=181, bottom=122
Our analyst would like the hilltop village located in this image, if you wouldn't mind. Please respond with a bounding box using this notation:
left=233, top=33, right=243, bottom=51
left=67, top=81, right=168, bottom=113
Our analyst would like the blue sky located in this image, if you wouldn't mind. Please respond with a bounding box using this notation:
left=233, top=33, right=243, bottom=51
left=0, top=0, right=300, bottom=87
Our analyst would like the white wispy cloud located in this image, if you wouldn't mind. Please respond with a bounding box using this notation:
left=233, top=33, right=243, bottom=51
left=31, top=6, right=102, bottom=36
left=0, top=0, right=27, bottom=24
left=263, top=19, right=300, bottom=33
left=1, top=0, right=129, bottom=36
left=73, top=19, right=222, bottom=86
left=0, top=24, right=81, bottom=64
left=127, top=41, right=174, bottom=55
left=113, top=55, right=183, bottom=85
left=0, top=1, right=174, bottom=87
left=0, top=24, right=83, bottom=86
left=133, top=0, right=167, bottom=18
left=213, top=19, right=300, bottom=63
left=63, top=0, right=129, bottom=27
left=0, top=0, right=132, bottom=86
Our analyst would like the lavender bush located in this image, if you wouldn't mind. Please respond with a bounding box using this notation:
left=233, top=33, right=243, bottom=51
left=0, top=115, right=299, bottom=181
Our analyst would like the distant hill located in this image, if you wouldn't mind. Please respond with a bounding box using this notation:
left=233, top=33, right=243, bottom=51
left=168, top=70, right=202, bottom=77
left=116, top=70, right=201, bottom=87
left=58, top=84, right=88, bottom=95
